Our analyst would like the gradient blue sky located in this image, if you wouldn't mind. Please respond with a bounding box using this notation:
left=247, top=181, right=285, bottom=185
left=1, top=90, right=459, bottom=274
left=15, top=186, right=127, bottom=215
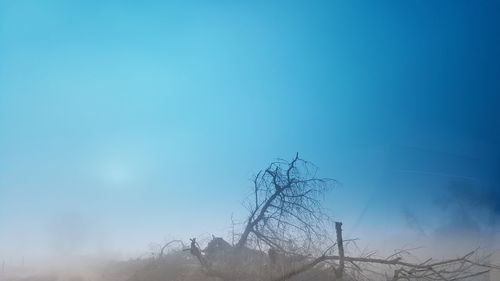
left=0, top=1, right=499, bottom=261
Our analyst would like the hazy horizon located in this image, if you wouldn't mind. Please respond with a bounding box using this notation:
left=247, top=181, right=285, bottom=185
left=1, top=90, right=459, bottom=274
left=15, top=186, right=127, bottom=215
left=1, top=0, right=499, bottom=271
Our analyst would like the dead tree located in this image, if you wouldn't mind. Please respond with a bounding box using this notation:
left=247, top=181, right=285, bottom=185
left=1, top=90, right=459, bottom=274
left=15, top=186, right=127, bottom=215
left=187, top=154, right=498, bottom=281
left=235, top=153, right=336, bottom=254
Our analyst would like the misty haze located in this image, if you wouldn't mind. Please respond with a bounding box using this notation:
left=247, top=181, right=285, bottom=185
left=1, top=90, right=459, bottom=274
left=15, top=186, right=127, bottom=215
left=0, top=1, right=499, bottom=281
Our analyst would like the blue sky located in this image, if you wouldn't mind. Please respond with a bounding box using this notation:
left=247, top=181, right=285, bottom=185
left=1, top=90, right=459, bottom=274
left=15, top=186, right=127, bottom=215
left=0, top=1, right=499, bottom=261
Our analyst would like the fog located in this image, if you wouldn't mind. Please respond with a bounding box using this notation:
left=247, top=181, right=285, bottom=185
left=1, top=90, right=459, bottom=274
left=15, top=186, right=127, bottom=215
left=1, top=0, right=499, bottom=280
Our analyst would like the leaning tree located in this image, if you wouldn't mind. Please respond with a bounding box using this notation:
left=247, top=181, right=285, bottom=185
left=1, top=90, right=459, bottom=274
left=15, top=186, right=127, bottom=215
left=184, top=154, right=498, bottom=281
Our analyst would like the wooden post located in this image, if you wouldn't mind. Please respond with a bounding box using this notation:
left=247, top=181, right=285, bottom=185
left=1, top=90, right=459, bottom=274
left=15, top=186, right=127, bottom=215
left=335, top=222, right=345, bottom=280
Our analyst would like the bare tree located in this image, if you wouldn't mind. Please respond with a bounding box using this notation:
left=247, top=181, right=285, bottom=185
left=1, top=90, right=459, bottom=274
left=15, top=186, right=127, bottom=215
left=235, top=153, right=336, bottom=254
left=186, top=154, right=498, bottom=281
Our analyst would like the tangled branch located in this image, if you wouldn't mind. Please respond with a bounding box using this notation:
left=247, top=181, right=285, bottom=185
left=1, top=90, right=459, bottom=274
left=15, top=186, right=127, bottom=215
left=236, top=153, right=335, bottom=253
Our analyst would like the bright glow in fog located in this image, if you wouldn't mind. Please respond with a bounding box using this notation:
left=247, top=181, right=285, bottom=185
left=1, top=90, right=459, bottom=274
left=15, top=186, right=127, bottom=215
left=100, top=159, right=135, bottom=187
